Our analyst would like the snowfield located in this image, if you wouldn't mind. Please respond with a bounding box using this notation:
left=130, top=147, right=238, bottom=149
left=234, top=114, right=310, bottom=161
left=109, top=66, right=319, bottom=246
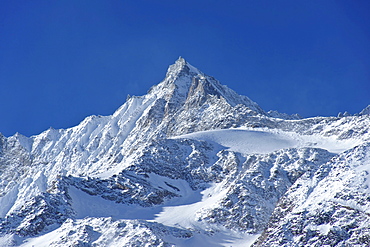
left=173, top=127, right=362, bottom=154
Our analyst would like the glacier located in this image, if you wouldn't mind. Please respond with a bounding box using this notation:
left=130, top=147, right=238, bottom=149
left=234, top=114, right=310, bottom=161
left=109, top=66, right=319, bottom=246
left=0, top=57, right=369, bottom=246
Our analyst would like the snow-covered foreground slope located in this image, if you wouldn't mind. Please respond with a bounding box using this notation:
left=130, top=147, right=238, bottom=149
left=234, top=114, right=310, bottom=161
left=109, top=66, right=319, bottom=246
left=0, top=58, right=369, bottom=246
left=252, top=142, right=370, bottom=246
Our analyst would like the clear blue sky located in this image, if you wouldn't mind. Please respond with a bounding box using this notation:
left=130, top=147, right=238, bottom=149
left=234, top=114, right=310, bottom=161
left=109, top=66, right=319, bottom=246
left=1, top=0, right=369, bottom=137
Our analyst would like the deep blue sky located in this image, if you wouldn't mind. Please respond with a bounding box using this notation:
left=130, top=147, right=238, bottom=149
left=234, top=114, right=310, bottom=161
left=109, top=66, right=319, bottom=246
left=1, top=0, right=369, bottom=137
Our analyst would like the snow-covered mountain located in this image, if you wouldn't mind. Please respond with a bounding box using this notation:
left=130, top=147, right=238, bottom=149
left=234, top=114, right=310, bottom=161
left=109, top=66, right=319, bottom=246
left=0, top=57, right=369, bottom=246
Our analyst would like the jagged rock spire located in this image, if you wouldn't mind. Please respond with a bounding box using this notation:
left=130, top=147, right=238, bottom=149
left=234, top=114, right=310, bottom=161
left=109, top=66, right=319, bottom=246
left=359, top=105, right=370, bottom=115
left=148, top=57, right=264, bottom=114
left=164, top=57, right=201, bottom=81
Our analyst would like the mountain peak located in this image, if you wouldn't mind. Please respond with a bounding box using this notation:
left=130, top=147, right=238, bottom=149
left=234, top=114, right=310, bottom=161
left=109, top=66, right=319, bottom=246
left=165, top=57, right=201, bottom=80
left=175, top=56, right=186, bottom=66
left=2, top=58, right=370, bottom=247
left=146, top=57, right=265, bottom=115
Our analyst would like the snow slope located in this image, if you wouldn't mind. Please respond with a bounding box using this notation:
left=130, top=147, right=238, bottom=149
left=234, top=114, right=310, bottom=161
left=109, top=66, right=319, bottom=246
left=173, top=127, right=362, bottom=155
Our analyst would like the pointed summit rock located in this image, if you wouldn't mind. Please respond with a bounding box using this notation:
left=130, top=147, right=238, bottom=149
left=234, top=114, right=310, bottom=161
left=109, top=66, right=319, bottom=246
left=165, top=56, right=202, bottom=79
left=148, top=57, right=264, bottom=115
left=165, top=56, right=194, bottom=78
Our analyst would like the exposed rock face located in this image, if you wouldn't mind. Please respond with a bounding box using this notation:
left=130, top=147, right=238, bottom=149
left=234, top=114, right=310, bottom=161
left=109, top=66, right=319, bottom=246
left=0, top=58, right=369, bottom=246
